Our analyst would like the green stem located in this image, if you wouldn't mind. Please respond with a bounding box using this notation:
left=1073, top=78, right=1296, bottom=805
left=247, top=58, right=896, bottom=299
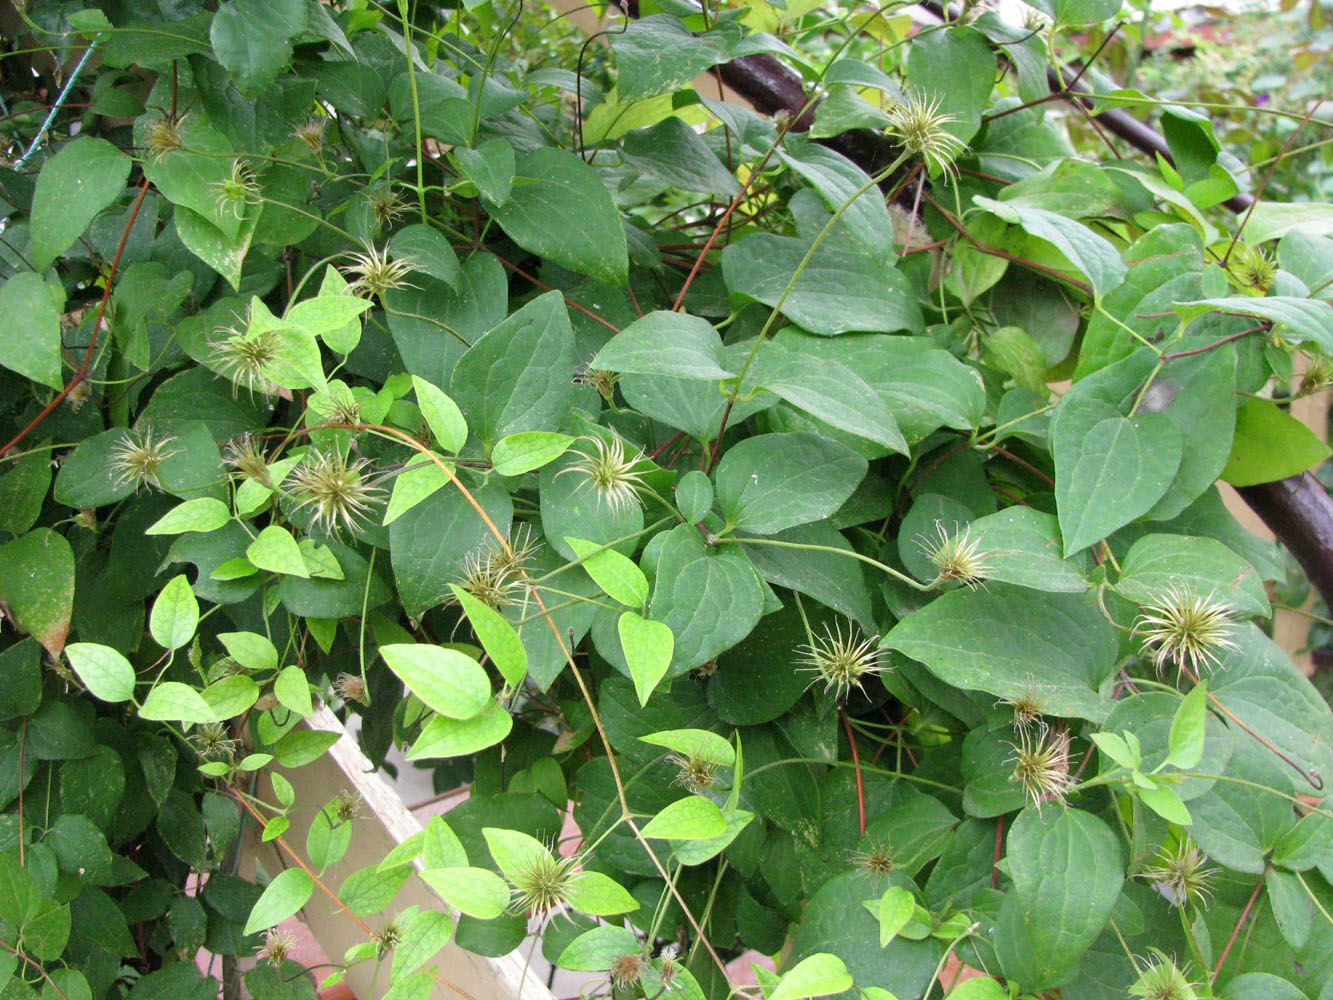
left=395, top=0, right=429, bottom=225
left=714, top=535, right=934, bottom=591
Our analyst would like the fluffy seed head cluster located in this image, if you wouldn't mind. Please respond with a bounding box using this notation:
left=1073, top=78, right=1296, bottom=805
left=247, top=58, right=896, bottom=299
left=189, top=721, right=239, bottom=762
left=109, top=427, right=178, bottom=492
left=610, top=952, right=647, bottom=991
left=557, top=434, right=649, bottom=515
left=1129, top=950, right=1199, bottom=1000
left=144, top=112, right=188, bottom=159
left=366, top=183, right=409, bottom=227
left=332, top=672, right=369, bottom=705
left=508, top=844, right=579, bottom=916
left=657, top=945, right=680, bottom=987
left=998, top=682, right=1048, bottom=730
left=666, top=751, right=720, bottom=794
left=573, top=362, right=621, bottom=403
left=331, top=789, right=363, bottom=824
left=1230, top=243, right=1277, bottom=294
left=451, top=529, right=540, bottom=611
left=287, top=449, right=384, bottom=537
left=225, top=434, right=272, bottom=487
left=886, top=91, right=968, bottom=177
left=918, top=520, right=992, bottom=589
left=211, top=324, right=282, bottom=399
left=796, top=620, right=888, bottom=701
left=260, top=928, right=297, bottom=967
left=850, top=841, right=895, bottom=877
left=1006, top=721, right=1072, bottom=811
left=293, top=116, right=328, bottom=155
left=374, top=917, right=402, bottom=957
left=1299, top=354, right=1333, bottom=397
left=1140, top=838, right=1216, bottom=909
left=1133, top=586, right=1239, bottom=675
left=211, top=158, right=261, bottom=220
left=343, top=241, right=417, bottom=299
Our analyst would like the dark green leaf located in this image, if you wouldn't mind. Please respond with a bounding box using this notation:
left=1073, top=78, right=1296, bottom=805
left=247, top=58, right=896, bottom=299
left=0, top=273, right=63, bottom=389
left=0, top=528, right=74, bottom=658
left=715, top=432, right=867, bottom=535
left=30, top=137, right=131, bottom=272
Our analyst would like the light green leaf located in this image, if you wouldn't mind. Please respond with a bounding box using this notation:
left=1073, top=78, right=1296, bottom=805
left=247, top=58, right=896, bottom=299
left=1090, top=732, right=1138, bottom=770
left=592, top=310, right=735, bottom=381
left=1138, top=785, right=1192, bottom=825
left=564, top=871, right=639, bottom=916
left=339, top=864, right=411, bottom=918
left=407, top=700, right=512, bottom=760
left=640, top=796, right=727, bottom=840
left=274, top=666, right=313, bottom=718
left=619, top=611, right=674, bottom=706
left=672, top=807, right=754, bottom=866
left=491, top=432, right=572, bottom=476
left=383, top=455, right=451, bottom=526
left=1221, top=398, right=1331, bottom=487
left=1175, top=296, right=1333, bottom=354
left=246, top=525, right=310, bottom=578
left=286, top=294, right=372, bottom=338
left=412, top=377, right=468, bottom=454
left=639, top=729, right=735, bottom=768
left=449, top=586, right=529, bottom=690
left=218, top=631, right=278, bottom=672
left=419, top=867, right=510, bottom=919
left=0, top=273, right=63, bottom=389
left=715, top=433, right=867, bottom=536
left=380, top=644, right=491, bottom=720
left=175, top=203, right=259, bottom=292
left=391, top=909, right=455, bottom=979
left=64, top=643, right=136, bottom=703
left=974, top=195, right=1127, bottom=297
left=567, top=537, right=650, bottom=607
left=770, top=953, right=854, bottom=1000
left=139, top=682, right=215, bottom=724
left=150, top=575, right=199, bottom=650
left=200, top=673, right=259, bottom=720
left=145, top=498, right=232, bottom=535
left=876, top=886, right=915, bottom=948
left=556, top=925, right=641, bottom=971
left=0, top=528, right=75, bottom=658
left=30, top=136, right=132, bottom=272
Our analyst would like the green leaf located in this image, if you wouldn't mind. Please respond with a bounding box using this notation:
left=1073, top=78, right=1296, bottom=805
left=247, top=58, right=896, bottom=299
left=875, top=886, right=916, bottom=948
left=450, top=290, right=576, bottom=452
left=1273, top=798, right=1333, bottom=870
left=1137, top=785, right=1192, bottom=825
left=286, top=294, right=372, bottom=339
left=1221, top=398, right=1332, bottom=486
left=905, top=26, right=995, bottom=144
left=175, top=203, right=259, bottom=292
left=622, top=116, right=740, bottom=197
left=454, top=139, right=516, bottom=206
left=611, top=16, right=735, bottom=101
left=883, top=583, right=1116, bottom=721
left=201, top=674, right=259, bottom=720
left=715, top=432, right=867, bottom=535
left=412, top=377, right=469, bottom=454
left=274, top=666, right=313, bottom=718
left=556, top=925, right=641, bottom=971
left=383, top=455, right=450, bottom=526
left=407, top=700, right=513, bottom=760
left=1053, top=408, right=1182, bottom=556
left=420, top=867, right=510, bottom=919
left=1116, top=533, right=1270, bottom=616
left=673, top=806, right=754, bottom=866
left=771, top=954, right=854, bottom=1000
left=965, top=507, right=1089, bottom=593
left=1090, top=731, right=1138, bottom=770
left=391, top=224, right=462, bottom=290
left=30, top=137, right=132, bottom=272
left=0, top=273, right=63, bottom=389
left=64, top=643, right=136, bottom=703
left=150, top=575, right=200, bottom=650
left=592, top=311, right=734, bottom=381
left=619, top=611, right=675, bottom=706
left=243, top=868, right=313, bottom=935
left=640, top=796, right=727, bottom=840
left=218, top=631, right=279, bottom=672
left=491, top=432, right=572, bottom=476
left=380, top=644, right=491, bottom=720
left=247, top=525, right=310, bottom=578
left=449, top=586, right=528, bottom=690
left=1053, top=0, right=1123, bottom=24
left=0, top=444, right=52, bottom=537
left=392, top=909, right=456, bottom=979
left=1176, top=296, right=1333, bottom=355
left=567, top=537, right=649, bottom=607
left=722, top=233, right=924, bottom=336
left=564, top=871, right=639, bottom=916
left=486, top=148, right=627, bottom=285
left=210, top=0, right=305, bottom=97
left=139, top=681, right=216, bottom=724
left=781, top=137, right=895, bottom=256
left=675, top=471, right=713, bottom=523
left=639, top=729, right=735, bottom=768
left=0, top=528, right=75, bottom=658
left=340, top=864, right=411, bottom=918
left=974, top=196, right=1127, bottom=297
left=145, top=498, right=232, bottom=535
left=1002, top=808, right=1122, bottom=985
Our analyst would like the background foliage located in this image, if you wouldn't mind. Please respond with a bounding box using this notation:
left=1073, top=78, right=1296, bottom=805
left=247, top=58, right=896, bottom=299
left=1, top=0, right=1333, bottom=998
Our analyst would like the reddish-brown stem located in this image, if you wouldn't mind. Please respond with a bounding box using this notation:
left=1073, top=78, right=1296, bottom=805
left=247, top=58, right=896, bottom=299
left=990, top=445, right=1055, bottom=486
left=1211, top=863, right=1270, bottom=985
left=1, top=176, right=151, bottom=458
left=0, top=940, right=68, bottom=1000
left=491, top=255, right=622, bottom=334
left=840, top=708, right=867, bottom=837
left=647, top=431, right=686, bottom=461
left=1162, top=325, right=1265, bottom=360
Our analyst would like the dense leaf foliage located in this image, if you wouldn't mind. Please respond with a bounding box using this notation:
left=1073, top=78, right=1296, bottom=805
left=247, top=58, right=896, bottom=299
left=1, top=1, right=1332, bottom=998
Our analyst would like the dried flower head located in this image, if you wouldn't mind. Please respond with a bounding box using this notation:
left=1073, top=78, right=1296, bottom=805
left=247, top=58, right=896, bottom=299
left=507, top=842, right=580, bottom=916
left=366, top=183, right=409, bottom=227
left=886, top=91, right=968, bottom=178
left=343, top=241, right=417, bottom=299
left=485, top=524, right=541, bottom=584
left=211, top=324, right=281, bottom=399
left=1133, top=586, right=1239, bottom=675
left=332, top=672, right=368, bottom=705
left=260, top=928, right=298, bottom=967
left=1229, top=243, right=1277, bottom=295
left=144, top=112, right=188, bottom=159
left=796, top=620, right=888, bottom=701
left=451, top=544, right=525, bottom=611
left=374, top=916, right=402, bottom=957
left=657, top=944, right=679, bottom=986
left=918, top=520, right=992, bottom=589
left=1140, top=838, right=1216, bottom=909
left=1129, top=950, right=1199, bottom=1000
left=110, top=427, right=178, bottom=492
left=211, top=158, right=261, bottom=220
left=1006, top=721, right=1072, bottom=811
left=556, top=434, right=649, bottom=515
left=997, top=679, right=1048, bottom=730
left=331, top=790, right=363, bottom=824
left=666, top=752, right=719, bottom=794
left=65, top=379, right=92, bottom=410
left=611, top=952, right=647, bottom=991
left=1299, top=354, right=1333, bottom=397
left=850, top=840, right=895, bottom=877
left=287, top=449, right=384, bottom=537
left=189, top=721, right=239, bottom=762
left=225, top=434, right=272, bottom=487
left=573, top=362, right=620, bottom=403
left=293, top=116, right=328, bottom=155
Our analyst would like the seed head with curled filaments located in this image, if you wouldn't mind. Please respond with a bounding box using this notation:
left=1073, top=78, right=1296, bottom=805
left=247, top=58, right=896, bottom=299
left=1133, top=586, right=1239, bottom=675
left=259, top=928, right=297, bottom=967
left=666, top=751, right=719, bottom=794
left=796, top=620, right=888, bottom=701
left=287, top=449, right=385, bottom=537
left=997, top=677, right=1049, bottom=730
left=211, top=324, right=281, bottom=399
left=850, top=841, right=894, bottom=877
left=144, top=112, right=188, bottom=159
left=507, top=844, right=580, bottom=916
left=293, top=116, right=327, bottom=154
left=886, top=91, right=969, bottom=178
left=918, top=520, right=992, bottom=589
left=342, top=241, right=417, bottom=299
left=556, top=434, right=649, bottom=515
left=610, top=953, right=648, bottom=991
left=1006, top=721, right=1072, bottom=811
left=224, top=434, right=272, bottom=487
left=1129, top=950, right=1200, bottom=1000
left=109, top=427, right=178, bottom=492
left=1140, top=838, right=1216, bottom=909
left=573, top=361, right=620, bottom=403
left=211, top=158, right=261, bottom=220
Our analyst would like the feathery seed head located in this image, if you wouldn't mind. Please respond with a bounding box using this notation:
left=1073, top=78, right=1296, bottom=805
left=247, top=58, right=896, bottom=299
left=211, top=158, right=261, bottom=220
left=796, top=620, right=888, bottom=702
left=573, top=362, right=621, bottom=403
left=293, top=116, right=328, bottom=155
left=1129, top=950, right=1199, bottom=1000
left=287, top=449, right=384, bottom=537
left=332, top=672, right=369, bottom=705
left=850, top=841, right=895, bottom=877
left=611, top=953, right=647, bottom=991
left=211, top=324, right=282, bottom=399
left=225, top=434, right=272, bottom=487
left=556, top=434, right=649, bottom=515
left=508, top=843, right=580, bottom=916
left=144, top=112, right=188, bottom=159
left=886, top=91, right=968, bottom=178
left=343, top=241, right=417, bottom=299
left=666, top=751, right=720, bottom=795
left=1006, top=721, right=1072, bottom=811
left=260, top=928, right=298, bottom=967
left=1140, top=838, right=1216, bottom=909
left=110, top=427, right=178, bottom=492
left=1133, top=586, right=1239, bottom=675
left=918, top=520, right=992, bottom=589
